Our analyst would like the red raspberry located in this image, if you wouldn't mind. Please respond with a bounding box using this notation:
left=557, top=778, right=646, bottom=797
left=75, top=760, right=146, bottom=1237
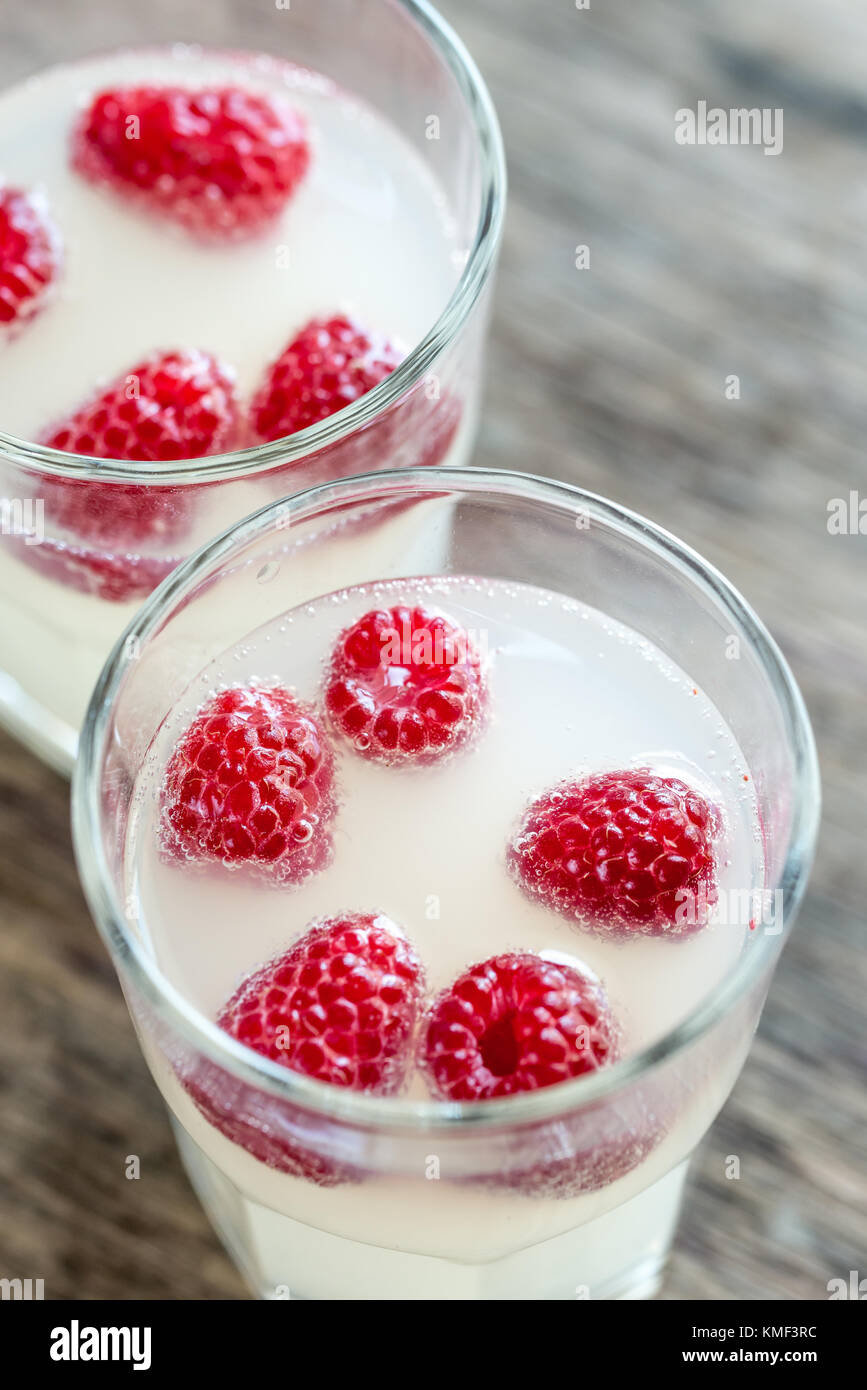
left=324, top=603, right=486, bottom=763
left=161, top=686, right=336, bottom=883
left=42, top=348, right=240, bottom=467
left=250, top=315, right=403, bottom=442
left=249, top=314, right=462, bottom=487
left=182, top=912, right=424, bottom=1185
left=219, top=913, right=424, bottom=1092
left=0, top=185, right=61, bottom=335
left=72, top=85, right=309, bottom=240
left=422, top=952, right=619, bottom=1102
left=510, top=769, right=719, bottom=937
left=24, top=349, right=239, bottom=601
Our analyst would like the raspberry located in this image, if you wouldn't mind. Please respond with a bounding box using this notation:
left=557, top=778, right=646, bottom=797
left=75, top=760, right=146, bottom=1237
left=324, top=603, right=486, bottom=763
left=250, top=315, right=403, bottom=442
left=422, top=952, right=619, bottom=1102
left=42, top=348, right=240, bottom=468
left=25, top=349, right=240, bottom=600
left=183, top=912, right=424, bottom=1185
left=0, top=185, right=61, bottom=335
left=219, top=913, right=424, bottom=1092
left=161, top=686, right=336, bottom=883
left=249, top=314, right=462, bottom=486
left=509, top=769, right=719, bottom=937
left=72, top=85, right=309, bottom=240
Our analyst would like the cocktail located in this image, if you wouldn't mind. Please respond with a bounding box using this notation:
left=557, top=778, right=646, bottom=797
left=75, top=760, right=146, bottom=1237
left=0, top=0, right=504, bottom=770
left=72, top=467, right=819, bottom=1300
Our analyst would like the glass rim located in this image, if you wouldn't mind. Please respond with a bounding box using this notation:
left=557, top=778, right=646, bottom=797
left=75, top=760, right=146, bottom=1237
left=0, top=0, right=506, bottom=483
left=72, top=465, right=821, bottom=1134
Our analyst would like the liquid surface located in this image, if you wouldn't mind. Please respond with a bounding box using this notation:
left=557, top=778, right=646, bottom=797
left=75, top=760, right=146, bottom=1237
left=0, top=45, right=460, bottom=440
left=127, top=576, right=763, bottom=1078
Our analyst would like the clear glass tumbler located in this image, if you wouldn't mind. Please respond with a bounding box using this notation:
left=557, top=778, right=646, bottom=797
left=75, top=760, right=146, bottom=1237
left=0, top=0, right=505, bottom=772
left=72, top=467, right=819, bottom=1301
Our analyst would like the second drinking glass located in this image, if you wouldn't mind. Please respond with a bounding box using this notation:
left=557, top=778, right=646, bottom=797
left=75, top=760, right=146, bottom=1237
left=0, top=0, right=505, bottom=771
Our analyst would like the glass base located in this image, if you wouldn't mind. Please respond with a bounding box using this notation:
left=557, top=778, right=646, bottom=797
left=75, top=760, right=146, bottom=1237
left=0, top=667, right=77, bottom=774
left=172, top=1117, right=685, bottom=1301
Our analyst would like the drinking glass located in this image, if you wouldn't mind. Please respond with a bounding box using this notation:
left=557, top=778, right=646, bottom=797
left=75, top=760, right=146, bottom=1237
left=0, top=0, right=505, bottom=772
left=72, top=466, right=819, bottom=1301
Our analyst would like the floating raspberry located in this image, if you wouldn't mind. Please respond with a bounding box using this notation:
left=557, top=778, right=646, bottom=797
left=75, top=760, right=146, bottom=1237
left=324, top=603, right=487, bottom=763
left=250, top=315, right=403, bottom=442
left=0, top=185, right=61, bottom=335
left=510, top=769, right=719, bottom=937
left=20, top=349, right=240, bottom=600
left=161, top=685, right=336, bottom=883
left=42, top=348, right=240, bottom=468
left=219, top=913, right=424, bottom=1092
left=72, top=84, right=309, bottom=240
left=182, top=912, right=424, bottom=1185
left=422, top=952, right=619, bottom=1102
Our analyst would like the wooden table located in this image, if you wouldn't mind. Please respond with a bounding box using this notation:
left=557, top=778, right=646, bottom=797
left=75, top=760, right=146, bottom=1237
left=1, top=0, right=865, bottom=1300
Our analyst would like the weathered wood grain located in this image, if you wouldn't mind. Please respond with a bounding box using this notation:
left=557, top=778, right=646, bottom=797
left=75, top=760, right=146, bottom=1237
left=0, top=0, right=864, bottom=1300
